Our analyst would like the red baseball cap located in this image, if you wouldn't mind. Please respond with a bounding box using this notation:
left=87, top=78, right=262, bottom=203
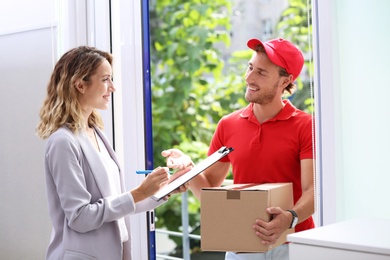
left=247, top=38, right=304, bottom=81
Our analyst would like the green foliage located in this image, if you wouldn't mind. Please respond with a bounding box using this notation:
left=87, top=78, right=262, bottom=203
left=149, top=0, right=243, bottom=251
left=277, top=0, right=314, bottom=113
left=149, top=0, right=241, bottom=168
left=149, top=0, right=313, bottom=255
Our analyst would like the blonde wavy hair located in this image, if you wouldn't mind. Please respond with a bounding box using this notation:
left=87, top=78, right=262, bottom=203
left=36, top=46, right=113, bottom=139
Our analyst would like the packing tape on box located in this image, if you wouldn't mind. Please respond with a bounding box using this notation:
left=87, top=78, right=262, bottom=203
left=230, top=183, right=260, bottom=190
left=225, top=183, right=262, bottom=200
left=227, top=190, right=240, bottom=200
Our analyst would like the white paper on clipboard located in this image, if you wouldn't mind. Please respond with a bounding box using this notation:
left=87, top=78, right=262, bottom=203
left=151, top=146, right=234, bottom=201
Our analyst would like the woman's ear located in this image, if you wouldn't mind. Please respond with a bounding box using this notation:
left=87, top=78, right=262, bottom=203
left=75, top=80, right=85, bottom=94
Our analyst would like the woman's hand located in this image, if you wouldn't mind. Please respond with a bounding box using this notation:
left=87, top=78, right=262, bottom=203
left=130, top=167, right=169, bottom=203
left=161, top=149, right=194, bottom=170
left=163, top=166, right=192, bottom=200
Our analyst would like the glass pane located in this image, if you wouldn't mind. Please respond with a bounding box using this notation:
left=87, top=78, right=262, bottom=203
left=149, top=0, right=315, bottom=258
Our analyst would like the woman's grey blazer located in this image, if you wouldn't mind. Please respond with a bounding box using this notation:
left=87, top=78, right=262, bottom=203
left=44, top=126, right=164, bottom=260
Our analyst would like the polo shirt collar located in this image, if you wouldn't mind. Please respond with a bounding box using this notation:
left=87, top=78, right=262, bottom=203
left=240, top=99, right=298, bottom=121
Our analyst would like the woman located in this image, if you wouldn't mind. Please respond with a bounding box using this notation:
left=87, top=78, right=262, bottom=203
left=37, top=46, right=189, bottom=260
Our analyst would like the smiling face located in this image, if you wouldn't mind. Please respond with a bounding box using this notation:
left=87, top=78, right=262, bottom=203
left=76, top=59, right=115, bottom=115
left=245, top=51, right=290, bottom=106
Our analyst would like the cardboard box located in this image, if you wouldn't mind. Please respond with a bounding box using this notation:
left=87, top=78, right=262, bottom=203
left=201, top=183, right=294, bottom=253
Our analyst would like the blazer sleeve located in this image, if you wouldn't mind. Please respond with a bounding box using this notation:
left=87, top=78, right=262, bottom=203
left=134, top=197, right=166, bottom=214
left=95, top=128, right=168, bottom=215
left=45, top=129, right=136, bottom=233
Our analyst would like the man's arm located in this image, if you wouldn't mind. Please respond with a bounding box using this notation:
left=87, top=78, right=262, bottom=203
left=253, top=158, right=315, bottom=245
left=291, top=158, right=315, bottom=224
left=188, top=161, right=231, bottom=199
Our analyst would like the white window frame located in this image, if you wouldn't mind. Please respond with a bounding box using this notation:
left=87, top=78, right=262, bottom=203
left=312, top=0, right=337, bottom=226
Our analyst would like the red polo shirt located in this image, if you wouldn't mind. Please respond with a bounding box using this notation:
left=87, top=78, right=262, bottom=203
left=208, top=100, right=315, bottom=232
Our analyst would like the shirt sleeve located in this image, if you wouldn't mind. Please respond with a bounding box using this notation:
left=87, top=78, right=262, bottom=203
left=299, top=115, right=315, bottom=160
left=207, top=116, right=230, bottom=163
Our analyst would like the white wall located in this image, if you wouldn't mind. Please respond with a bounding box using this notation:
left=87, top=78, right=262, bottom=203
left=0, top=1, right=56, bottom=259
left=315, top=0, right=390, bottom=224
left=337, top=0, right=390, bottom=220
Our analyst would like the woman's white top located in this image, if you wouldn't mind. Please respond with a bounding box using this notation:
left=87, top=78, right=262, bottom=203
left=96, top=132, right=129, bottom=242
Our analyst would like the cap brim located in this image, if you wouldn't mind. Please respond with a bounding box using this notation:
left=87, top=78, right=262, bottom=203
left=247, top=38, right=263, bottom=50
left=247, top=38, right=285, bottom=72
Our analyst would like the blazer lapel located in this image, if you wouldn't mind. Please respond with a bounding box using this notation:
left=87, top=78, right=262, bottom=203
left=94, top=128, right=126, bottom=192
left=77, top=130, right=112, bottom=197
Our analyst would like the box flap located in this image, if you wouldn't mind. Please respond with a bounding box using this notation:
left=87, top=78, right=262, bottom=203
left=202, top=183, right=292, bottom=191
left=201, top=183, right=259, bottom=191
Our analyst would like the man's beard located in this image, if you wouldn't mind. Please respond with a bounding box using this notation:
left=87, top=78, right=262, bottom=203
left=245, top=81, right=279, bottom=105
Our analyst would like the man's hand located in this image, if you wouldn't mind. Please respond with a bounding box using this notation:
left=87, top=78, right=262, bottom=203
left=161, top=149, right=194, bottom=169
left=252, top=207, right=292, bottom=245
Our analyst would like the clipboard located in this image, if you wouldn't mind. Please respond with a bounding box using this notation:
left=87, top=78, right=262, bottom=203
left=151, top=146, right=234, bottom=201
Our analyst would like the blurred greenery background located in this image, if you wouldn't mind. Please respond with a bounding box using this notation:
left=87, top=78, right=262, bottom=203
left=149, top=0, right=312, bottom=257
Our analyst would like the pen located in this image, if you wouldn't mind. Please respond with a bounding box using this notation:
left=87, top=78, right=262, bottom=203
left=136, top=170, right=173, bottom=174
